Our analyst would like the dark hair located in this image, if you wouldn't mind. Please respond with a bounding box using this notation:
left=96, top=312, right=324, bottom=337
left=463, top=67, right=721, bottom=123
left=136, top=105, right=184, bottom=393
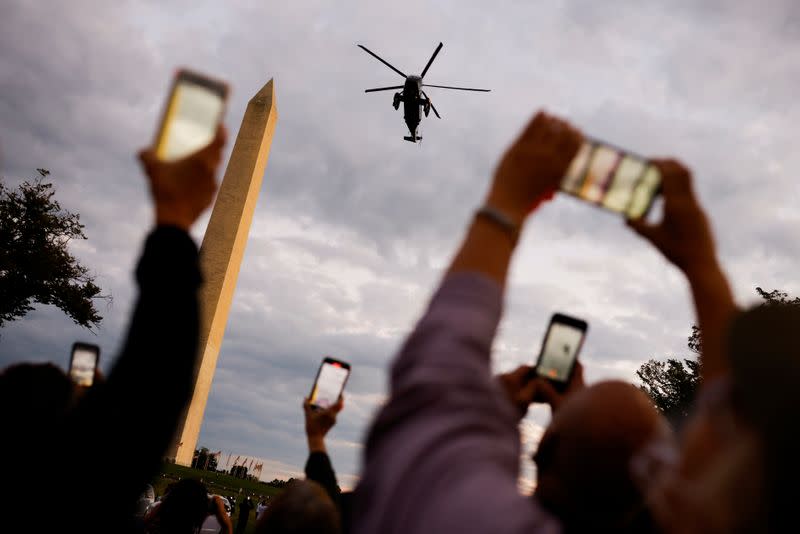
left=255, top=480, right=340, bottom=534
left=0, top=363, right=74, bottom=442
left=728, top=304, right=800, bottom=531
left=146, top=478, right=209, bottom=534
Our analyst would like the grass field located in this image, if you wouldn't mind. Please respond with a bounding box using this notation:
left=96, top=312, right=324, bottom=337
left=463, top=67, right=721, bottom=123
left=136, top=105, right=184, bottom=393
left=151, top=463, right=285, bottom=534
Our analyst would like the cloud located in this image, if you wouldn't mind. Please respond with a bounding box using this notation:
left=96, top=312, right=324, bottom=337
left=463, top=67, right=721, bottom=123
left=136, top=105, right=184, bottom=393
left=2, top=0, right=799, bottom=493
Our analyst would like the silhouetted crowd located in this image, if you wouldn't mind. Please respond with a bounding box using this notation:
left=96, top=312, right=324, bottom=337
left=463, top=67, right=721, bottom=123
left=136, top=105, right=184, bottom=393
left=2, top=111, right=797, bottom=534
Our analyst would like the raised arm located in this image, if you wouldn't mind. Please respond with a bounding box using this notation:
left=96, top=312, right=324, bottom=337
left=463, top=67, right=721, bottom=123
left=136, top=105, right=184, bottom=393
left=303, top=397, right=344, bottom=505
left=628, top=160, right=736, bottom=382
left=354, top=112, right=580, bottom=534
left=450, top=112, right=582, bottom=285
left=64, top=128, right=227, bottom=523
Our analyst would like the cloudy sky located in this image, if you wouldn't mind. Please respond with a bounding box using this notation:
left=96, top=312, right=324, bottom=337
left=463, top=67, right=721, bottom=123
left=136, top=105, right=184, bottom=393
left=2, top=0, right=798, bottom=491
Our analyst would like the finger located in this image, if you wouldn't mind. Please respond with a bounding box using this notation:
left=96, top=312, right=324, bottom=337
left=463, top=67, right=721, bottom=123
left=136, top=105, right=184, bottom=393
left=518, top=110, right=549, bottom=143
left=536, top=378, right=562, bottom=407
left=651, top=158, right=692, bottom=197
left=138, top=149, right=156, bottom=170
left=626, top=216, right=660, bottom=244
left=517, top=379, right=538, bottom=407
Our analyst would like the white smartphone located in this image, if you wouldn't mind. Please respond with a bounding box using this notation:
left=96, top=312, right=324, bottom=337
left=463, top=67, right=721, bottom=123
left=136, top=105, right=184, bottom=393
left=309, top=357, right=351, bottom=410
left=154, top=68, right=229, bottom=161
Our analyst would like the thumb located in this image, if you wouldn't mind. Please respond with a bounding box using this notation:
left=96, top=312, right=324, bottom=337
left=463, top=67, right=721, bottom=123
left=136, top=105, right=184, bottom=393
left=536, top=378, right=562, bottom=408
left=138, top=149, right=156, bottom=171
left=627, top=216, right=660, bottom=244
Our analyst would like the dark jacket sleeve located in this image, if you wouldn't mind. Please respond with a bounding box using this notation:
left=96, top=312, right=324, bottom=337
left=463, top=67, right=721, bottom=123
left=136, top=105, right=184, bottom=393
left=64, top=226, right=202, bottom=530
left=305, top=451, right=341, bottom=506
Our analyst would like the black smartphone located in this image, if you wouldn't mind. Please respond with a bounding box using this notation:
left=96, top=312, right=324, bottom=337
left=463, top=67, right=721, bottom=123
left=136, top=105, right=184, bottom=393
left=69, top=342, right=100, bottom=387
left=154, top=68, right=229, bottom=162
left=561, top=139, right=661, bottom=219
left=534, top=313, right=588, bottom=391
left=309, top=357, right=351, bottom=410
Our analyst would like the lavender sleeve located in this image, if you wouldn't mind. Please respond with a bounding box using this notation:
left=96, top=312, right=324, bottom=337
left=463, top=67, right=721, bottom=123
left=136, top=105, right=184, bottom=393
left=353, top=272, right=561, bottom=534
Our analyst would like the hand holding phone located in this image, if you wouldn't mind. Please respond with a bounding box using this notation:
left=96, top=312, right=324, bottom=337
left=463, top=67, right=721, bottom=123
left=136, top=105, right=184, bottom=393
left=69, top=342, right=100, bottom=387
left=533, top=313, right=588, bottom=393
left=154, top=69, right=229, bottom=162
left=561, top=139, right=661, bottom=219
left=139, top=69, right=229, bottom=231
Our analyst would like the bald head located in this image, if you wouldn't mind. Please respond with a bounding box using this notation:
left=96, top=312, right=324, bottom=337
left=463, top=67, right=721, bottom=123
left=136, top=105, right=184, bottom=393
left=534, top=380, right=667, bottom=533
left=255, top=480, right=340, bottom=534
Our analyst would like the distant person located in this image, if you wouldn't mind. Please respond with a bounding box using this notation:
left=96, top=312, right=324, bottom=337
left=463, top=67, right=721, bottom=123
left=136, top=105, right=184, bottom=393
left=256, top=499, right=268, bottom=521
left=145, top=479, right=232, bottom=534
left=353, top=111, right=582, bottom=534
left=236, top=496, right=254, bottom=534
left=0, top=127, right=227, bottom=533
left=255, top=480, right=340, bottom=534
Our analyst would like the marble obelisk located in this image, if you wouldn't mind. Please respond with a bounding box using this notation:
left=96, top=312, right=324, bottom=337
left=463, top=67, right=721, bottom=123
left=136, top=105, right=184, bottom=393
left=168, top=79, right=278, bottom=466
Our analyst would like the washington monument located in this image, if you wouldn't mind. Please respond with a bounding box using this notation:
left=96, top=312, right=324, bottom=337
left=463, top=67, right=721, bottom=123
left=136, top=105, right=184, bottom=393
left=167, top=79, right=278, bottom=466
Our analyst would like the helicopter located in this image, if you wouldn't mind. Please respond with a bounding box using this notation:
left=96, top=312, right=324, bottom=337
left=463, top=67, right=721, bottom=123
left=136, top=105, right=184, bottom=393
left=357, top=42, right=490, bottom=142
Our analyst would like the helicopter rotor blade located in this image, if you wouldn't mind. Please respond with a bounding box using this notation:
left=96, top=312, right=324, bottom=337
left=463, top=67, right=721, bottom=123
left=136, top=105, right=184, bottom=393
left=420, top=42, right=443, bottom=79
left=364, top=85, right=405, bottom=93
left=357, top=45, right=407, bottom=78
left=422, top=84, right=491, bottom=92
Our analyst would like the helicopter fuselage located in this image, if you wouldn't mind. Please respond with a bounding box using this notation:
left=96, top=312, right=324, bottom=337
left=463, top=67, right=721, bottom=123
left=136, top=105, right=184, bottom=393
left=400, top=76, right=424, bottom=142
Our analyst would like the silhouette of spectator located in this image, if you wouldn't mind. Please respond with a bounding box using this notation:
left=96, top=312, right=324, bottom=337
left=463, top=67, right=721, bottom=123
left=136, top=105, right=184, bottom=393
left=302, top=396, right=353, bottom=532
left=0, top=127, right=227, bottom=533
left=145, top=479, right=231, bottom=534
left=236, top=496, right=254, bottom=534
left=353, top=111, right=582, bottom=534
left=626, top=160, right=788, bottom=532
left=496, top=360, right=665, bottom=533
left=255, top=480, right=340, bottom=534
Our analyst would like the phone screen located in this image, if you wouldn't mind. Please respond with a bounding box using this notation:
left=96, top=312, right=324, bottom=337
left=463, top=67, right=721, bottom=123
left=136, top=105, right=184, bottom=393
left=536, top=321, right=586, bottom=383
left=561, top=141, right=661, bottom=218
left=310, top=359, right=350, bottom=409
left=156, top=71, right=227, bottom=161
left=70, top=345, right=99, bottom=387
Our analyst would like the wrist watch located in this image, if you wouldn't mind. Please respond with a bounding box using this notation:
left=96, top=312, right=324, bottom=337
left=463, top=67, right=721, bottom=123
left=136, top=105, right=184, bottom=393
left=475, top=205, right=520, bottom=244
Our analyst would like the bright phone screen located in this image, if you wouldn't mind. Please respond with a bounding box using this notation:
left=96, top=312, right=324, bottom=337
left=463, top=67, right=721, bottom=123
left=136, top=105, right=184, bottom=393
left=561, top=141, right=661, bottom=218
left=156, top=80, right=225, bottom=161
left=310, top=361, right=350, bottom=409
left=70, top=348, right=98, bottom=387
left=537, top=323, right=585, bottom=382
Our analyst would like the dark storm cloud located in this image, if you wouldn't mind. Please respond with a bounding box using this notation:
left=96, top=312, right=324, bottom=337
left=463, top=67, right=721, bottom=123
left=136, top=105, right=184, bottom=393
left=2, top=0, right=799, bottom=487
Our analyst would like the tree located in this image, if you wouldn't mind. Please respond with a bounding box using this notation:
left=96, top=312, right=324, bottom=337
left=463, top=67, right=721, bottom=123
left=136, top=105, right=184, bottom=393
left=0, top=170, right=107, bottom=331
left=637, top=287, right=798, bottom=423
left=191, top=447, right=219, bottom=471
left=636, top=357, right=700, bottom=421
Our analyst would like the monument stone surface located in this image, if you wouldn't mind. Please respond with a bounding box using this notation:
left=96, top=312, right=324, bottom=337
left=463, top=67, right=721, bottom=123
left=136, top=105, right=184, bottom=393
left=167, top=79, right=278, bottom=465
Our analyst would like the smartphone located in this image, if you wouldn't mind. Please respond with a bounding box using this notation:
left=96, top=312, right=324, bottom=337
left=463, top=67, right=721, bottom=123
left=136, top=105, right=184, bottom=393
left=309, top=357, right=351, bottom=410
left=561, top=139, right=661, bottom=219
left=69, top=342, right=100, bottom=387
left=534, top=314, right=588, bottom=392
left=154, top=69, right=229, bottom=161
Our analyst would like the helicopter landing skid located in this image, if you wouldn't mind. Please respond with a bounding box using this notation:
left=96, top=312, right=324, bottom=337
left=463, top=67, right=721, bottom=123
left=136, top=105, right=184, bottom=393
left=404, top=136, right=422, bottom=143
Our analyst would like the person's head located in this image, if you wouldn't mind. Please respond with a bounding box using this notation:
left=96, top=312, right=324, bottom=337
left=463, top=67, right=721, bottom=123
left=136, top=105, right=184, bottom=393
left=0, top=363, right=75, bottom=443
left=255, top=480, right=340, bottom=534
left=670, top=304, right=800, bottom=532
left=147, top=478, right=209, bottom=534
left=534, top=380, right=666, bottom=533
